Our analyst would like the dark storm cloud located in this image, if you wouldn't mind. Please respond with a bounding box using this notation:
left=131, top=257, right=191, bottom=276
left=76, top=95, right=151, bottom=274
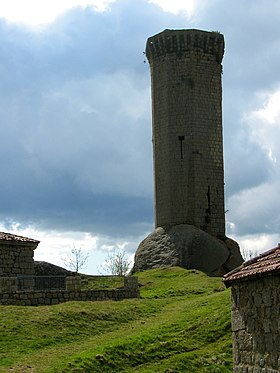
left=0, top=0, right=187, bottom=236
left=1, top=0, right=280, bottom=242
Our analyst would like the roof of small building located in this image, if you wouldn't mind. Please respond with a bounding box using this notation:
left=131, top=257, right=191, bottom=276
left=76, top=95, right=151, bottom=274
left=224, top=243, right=280, bottom=287
left=0, top=231, right=40, bottom=245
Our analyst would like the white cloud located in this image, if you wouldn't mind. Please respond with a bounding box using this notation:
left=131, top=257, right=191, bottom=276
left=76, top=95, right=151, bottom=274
left=244, top=88, right=280, bottom=168
left=226, top=179, right=280, bottom=237
left=234, top=233, right=280, bottom=260
left=0, top=220, right=143, bottom=274
left=255, top=90, right=280, bottom=124
left=0, top=0, right=115, bottom=26
left=148, top=0, right=200, bottom=17
left=225, top=87, right=280, bottom=238
left=0, top=220, right=96, bottom=267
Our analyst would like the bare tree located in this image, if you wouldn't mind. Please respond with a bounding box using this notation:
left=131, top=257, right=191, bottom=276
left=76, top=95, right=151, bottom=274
left=101, top=249, right=131, bottom=276
left=241, top=248, right=258, bottom=262
left=62, top=246, right=89, bottom=273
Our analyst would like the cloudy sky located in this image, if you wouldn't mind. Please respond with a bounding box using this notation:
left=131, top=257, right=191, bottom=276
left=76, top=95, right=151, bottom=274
left=0, top=0, right=280, bottom=273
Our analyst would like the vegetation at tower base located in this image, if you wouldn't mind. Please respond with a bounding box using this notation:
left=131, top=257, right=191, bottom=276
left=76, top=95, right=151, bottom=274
left=0, top=267, right=233, bottom=372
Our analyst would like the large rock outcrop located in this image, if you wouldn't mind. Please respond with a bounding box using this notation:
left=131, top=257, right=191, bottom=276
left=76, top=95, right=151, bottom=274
left=34, top=261, right=73, bottom=276
left=133, top=224, right=243, bottom=276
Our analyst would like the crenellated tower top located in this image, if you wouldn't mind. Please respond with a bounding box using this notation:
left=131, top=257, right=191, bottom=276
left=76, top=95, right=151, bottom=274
left=145, top=29, right=224, bottom=64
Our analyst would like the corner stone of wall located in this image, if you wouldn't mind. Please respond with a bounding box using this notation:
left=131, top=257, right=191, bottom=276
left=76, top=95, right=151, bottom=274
left=0, top=244, right=35, bottom=276
left=124, top=276, right=138, bottom=290
left=66, top=276, right=81, bottom=291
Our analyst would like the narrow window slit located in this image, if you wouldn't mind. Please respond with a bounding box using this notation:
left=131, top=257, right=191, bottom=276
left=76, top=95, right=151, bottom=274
left=178, top=136, right=185, bottom=159
left=206, top=185, right=211, bottom=214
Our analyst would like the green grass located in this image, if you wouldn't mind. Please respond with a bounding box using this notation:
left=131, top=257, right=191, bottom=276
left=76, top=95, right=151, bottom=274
left=0, top=267, right=232, bottom=372
left=80, top=275, right=124, bottom=290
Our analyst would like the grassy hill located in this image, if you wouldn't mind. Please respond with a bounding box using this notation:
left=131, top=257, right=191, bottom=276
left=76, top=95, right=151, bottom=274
left=0, top=267, right=233, bottom=372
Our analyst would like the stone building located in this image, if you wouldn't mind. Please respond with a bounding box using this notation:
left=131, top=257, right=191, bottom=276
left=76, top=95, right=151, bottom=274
left=0, top=232, right=140, bottom=306
left=133, top=29, right=243, bottom=275
left=224, top=244, right=280, bottom=372
left=0, top=232, right=39, bottom=276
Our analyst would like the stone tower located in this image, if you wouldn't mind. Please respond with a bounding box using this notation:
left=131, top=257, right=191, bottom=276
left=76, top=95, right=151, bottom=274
left=146, top=29, right=225, bottom=238
left=133, top=29, right=243, bottom=276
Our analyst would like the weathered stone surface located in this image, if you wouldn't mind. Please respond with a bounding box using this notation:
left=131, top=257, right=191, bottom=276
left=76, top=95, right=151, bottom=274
left=133, top=224, right=243, bottom=276
left=136, top=30, right=243, bottom=275
left=0, top=276, right=140, bottom=306
left=147, top=29, right=226, bottom=238
left=223, top=237, right=244, bottom=272
left=230, top=275, right=280, bottom=372
left=0, top=243, right=36, bottom=277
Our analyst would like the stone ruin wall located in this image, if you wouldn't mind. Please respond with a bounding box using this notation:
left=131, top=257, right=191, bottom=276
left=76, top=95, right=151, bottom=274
left=146, top=29, right=225, bottom=238
left=0, top=243, right=35, bottom=277
left=0, top=238, right=140, bottom=306
left=0, top=276, right=139, bottom=306
left=231, top=275, right=280, bottom=372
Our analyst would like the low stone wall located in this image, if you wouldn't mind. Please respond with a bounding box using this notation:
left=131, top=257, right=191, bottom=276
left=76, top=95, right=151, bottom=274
left=231, top=274, right=280, bottom=372
left=0, top=276, right=139, bottom=306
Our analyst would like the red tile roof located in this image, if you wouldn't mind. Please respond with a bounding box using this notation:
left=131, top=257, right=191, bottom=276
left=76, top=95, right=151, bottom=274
left=224, top=244, right=280, bottom=287
left=0, top=231, right=40, bottom=244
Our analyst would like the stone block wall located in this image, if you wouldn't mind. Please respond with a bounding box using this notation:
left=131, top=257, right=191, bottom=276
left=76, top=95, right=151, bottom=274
left=231, top=275, right=280, bottom=372
left=0, top=277, right=17, bottom=292
left=0, top=276, right=140, bottom=306
left=0, top=243, right=35, bottom=276
left=66, top=276, right=81, bottom=291
left=146, top=29, right=225, bottom=238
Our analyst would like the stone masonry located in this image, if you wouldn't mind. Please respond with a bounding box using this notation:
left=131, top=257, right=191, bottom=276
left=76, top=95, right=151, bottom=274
left=224, top=245, right=280, bottom=372
left=0, top=276, right=139, bottom=306
left=147, top=29, right=225, bottom=236
left=0, top=231, right=140, bottom=306
left=230, top=277, right=280, bottom=372
left=133, top=29, right=243, bottom=275
left=0, top=232, right=39, bottom=277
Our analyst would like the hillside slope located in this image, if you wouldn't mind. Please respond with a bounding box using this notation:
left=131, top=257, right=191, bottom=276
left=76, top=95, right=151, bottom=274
left=0, top=267, right=233, bottom=372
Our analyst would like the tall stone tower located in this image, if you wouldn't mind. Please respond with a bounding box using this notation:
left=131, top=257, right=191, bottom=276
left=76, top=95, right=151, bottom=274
left=146, top=29, right=225, bottom=238
left=133, top=29, right=243, bottom=276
